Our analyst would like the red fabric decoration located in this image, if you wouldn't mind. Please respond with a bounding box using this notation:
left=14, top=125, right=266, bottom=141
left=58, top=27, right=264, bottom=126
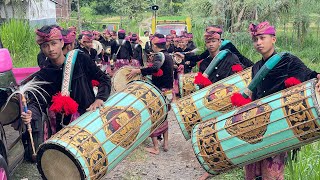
left=49, top=92, right=79, bottom=115
left=194, top=72, right=212, bottom=87
left=148, top=63, right=163, bottom=77
left=91, top=80, right=100, bottom=87
left=284, top=77, right=301, bottom=88
left=152, top=69, right=163, bottom=77
left=232, top=64, right=243, bottom=73
left=231, top=92, right=252, bottom=107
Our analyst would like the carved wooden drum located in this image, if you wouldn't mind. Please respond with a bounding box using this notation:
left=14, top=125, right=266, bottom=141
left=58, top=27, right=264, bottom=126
left=111, top=66, right=143, bottom=92
left=178, top=73, right=199, bottom=97
left=192, top=79, right=320, bottom=175
left=37, top=80, right=168, bottom=180
left=172, top=68, right=252, bottom=140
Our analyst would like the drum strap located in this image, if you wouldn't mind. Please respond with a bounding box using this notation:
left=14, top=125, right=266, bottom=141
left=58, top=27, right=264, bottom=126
left=203, top=49, right=231, bottom=77
left=243, top=52, right=289, bottom=98
left=61, top=49, right=79, bottom=96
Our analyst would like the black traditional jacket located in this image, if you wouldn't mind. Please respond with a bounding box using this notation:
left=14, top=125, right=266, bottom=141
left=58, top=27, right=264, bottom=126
left=29, top=51, right=111, bottom=124
left=199, top=52, right=244, bottom=83
left=251, top=51, right=318, bottom=100
left=141, top=50, right=174, bottom=89
left=131, top=43, right=143, bottom=66
left=78, top=46, right=98, bottom=61
left=111, top=39, right=133, bottom=60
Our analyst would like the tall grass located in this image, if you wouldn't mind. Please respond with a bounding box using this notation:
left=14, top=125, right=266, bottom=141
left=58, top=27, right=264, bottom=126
left=0, top=19, right=39, bottom=67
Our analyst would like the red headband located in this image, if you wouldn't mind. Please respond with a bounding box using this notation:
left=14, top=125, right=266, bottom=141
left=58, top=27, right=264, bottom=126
left=249, top=21, right=276, bottom=37
left=152, top=37, right=166, bottom=44
left=204, top=31, right=221, bottom=41
left=206, top=26, right=223, bottom=34
left=63, top=28, right=76, bottom=44
left=36, top=27, right=63, bottom=45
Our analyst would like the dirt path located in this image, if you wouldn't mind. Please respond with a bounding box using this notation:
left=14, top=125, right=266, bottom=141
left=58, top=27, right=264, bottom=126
left=12, top=111, right=207, bottom=180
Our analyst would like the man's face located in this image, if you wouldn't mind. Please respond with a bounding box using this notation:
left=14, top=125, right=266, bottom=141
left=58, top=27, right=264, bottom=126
left=94, top=34, right=101, bottom=40
left=81, top=39, right=93, bottom=49
left=179, top=39, right=188, bottom=49
left=205, top=38, right=221, bottom=53
left=111, top=34, right=117, bottom=40
left=252, top=35, right=276, bottom=55
left=40, top=39, right=64, bottom=60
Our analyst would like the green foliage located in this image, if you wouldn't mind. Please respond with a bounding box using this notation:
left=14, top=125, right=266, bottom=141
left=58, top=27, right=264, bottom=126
left=0, top=19, right=38, bottom=67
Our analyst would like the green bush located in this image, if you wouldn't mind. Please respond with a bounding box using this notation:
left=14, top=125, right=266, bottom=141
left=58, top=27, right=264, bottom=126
left=0, top=19, right=39, bottom=67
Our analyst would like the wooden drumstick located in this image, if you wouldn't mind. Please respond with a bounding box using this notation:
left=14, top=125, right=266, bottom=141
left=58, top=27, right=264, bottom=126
left=22, top=95, right=37, bottom=161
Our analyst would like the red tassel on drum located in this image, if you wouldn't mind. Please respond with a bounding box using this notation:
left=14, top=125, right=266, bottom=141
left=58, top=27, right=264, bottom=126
left=91, top=80, right=100, bottom=87
left=231, top=64, right=243, bottom=73
left=194, top=72, right=212, bottom=87
left=49, top=92, right=79, bottom=116
left=284, top=77, right=301, bottom=88
left=231, top=92, right=252, bottom=107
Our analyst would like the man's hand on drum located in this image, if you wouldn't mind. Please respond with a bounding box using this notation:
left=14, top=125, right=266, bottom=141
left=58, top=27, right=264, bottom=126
left=316, top=74, right=320, bottom=92
left=127, top=69, right=141, bottom=80
left=21, top=110, right=32, bottom=124
left=174, top=52, right=185, bottom=59
left=86, top=99, right=104, bottom=111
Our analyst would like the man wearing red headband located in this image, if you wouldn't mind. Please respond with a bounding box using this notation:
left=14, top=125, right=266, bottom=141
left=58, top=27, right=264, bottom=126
left=130, top=33, right=143, bottom=66
left=176, top=25, right=253, bottom=68
left=243, top=21, right=320, bottom=180
left=100, top=29, right=114, bottom=63
left=21, top=25, right=111, bottom=136
left=127, top=33, right=174, bottom=155
left=165, top=34, right=175, bottom=53
left=78, top=31, right=99, bottom=61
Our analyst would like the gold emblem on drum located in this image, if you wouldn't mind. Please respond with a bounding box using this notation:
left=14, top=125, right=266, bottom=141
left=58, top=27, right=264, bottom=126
left=281, top=85, right=320, bottom=141
left=123, top=83, right=165, bottom=131
left=203, top=84, right=239, bottom=113
left=176, top=97, right=201, bottom=135
left=225, top=102, right=272, bottom=144
left=181, top=74, right=197, bottom=96
left=196, top=120, right=233, bottom=172
left=100, top=106, right=141, bottom=149
left=53, top=126, right=107, bottom=179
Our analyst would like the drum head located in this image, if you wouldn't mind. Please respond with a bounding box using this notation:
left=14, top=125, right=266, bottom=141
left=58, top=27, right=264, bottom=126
left=0, top=99, right=20, bottom=125
left=37, top=144, right=84, bottom=180
left=112, top=66, right=142, bottom=92
left=92, top=40, right=103, bottom=55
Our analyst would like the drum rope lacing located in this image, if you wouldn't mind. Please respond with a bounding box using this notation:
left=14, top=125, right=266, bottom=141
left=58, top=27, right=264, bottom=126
left=191, top=81, right=320, bottom=172
left=48, top=81, right=169, bottom=178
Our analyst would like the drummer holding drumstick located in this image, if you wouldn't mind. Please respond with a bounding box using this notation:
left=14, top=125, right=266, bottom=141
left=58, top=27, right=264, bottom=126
left=127, top=33, right=174, bottom=155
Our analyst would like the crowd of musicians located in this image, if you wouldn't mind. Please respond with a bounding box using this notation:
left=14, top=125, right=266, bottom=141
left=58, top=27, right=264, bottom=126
left=19, top=21, right=320, bottom=180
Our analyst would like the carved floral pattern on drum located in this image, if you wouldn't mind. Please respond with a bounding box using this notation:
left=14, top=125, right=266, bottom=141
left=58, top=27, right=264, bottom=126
left=281, top=85, right=320, bottom=141
left=225, top=102, right=272, bottom=144
left=181, top=74, right=197, bottom=96
left=53, top=126, right=107, bottom=180
left=240, top=69, right=252, bottom=87
left=203, top=84, right=239, bottom=113
left=176, top=97, right=201, bottom=135
left=124, top=83, right=165, bottom=132
left=100, top=106, right=141, bottom=148
left=196, top=120, right=233, bottom=172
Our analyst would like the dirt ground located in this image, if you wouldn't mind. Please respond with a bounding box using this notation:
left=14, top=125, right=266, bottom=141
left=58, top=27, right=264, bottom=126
left=11, top=111, right=209, bottom=180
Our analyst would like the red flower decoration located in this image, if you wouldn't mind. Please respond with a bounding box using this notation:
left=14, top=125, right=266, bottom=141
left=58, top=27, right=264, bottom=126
left=194, top=72, right=212, bottom=87
left=232, top=64, right=243, bottom=73
left=49, top=92, right=79, bottom=115
left=91, top=80, right=100, bottom=87
left=231, top=92, right=252, bottom=107
left=284, top=77, right=301, bottom=88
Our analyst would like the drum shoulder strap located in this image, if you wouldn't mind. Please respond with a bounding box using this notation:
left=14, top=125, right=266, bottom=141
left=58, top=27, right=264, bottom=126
left=61, top=49, right=79, bottom=96
left=158, top=52, right=165, bottom=66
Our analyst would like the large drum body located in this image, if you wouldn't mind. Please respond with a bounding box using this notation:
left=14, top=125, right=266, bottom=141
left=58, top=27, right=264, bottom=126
left=172, top=68, right=252, bottom=140
left=178, top=73, right=199, bottom=97
left=37, top=80, right=168, bottom=180
left=192, top=79, right=320, bottom=175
